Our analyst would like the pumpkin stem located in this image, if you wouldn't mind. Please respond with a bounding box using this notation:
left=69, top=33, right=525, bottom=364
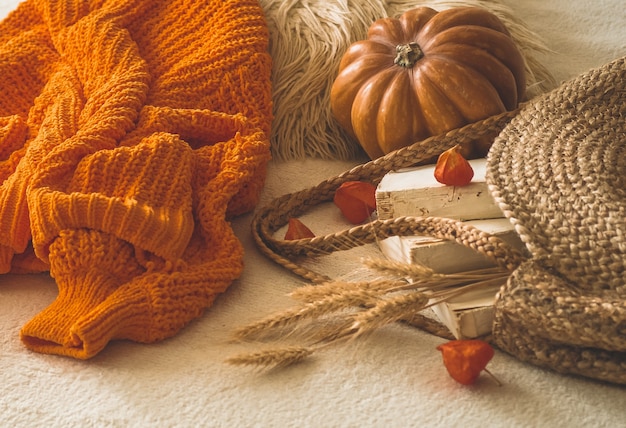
left=394, top=42, right=424, bottom=68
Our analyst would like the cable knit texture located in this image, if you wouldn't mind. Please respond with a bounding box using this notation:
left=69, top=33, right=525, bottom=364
left=0, top=0, right=273, bottom=358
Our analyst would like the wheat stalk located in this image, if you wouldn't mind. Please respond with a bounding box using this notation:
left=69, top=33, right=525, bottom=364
left=348, top=292, right=429, bottom=338
left=233, top=286, right=385, bottom=341
left=425, top=273, right=510, bottom=304
left=226, top=346, right=314, bottom=368
left=363, top=258, right=441, bottom=282
left=227, top=256, right=510, bottom=369
left=364, top=258, right=505, bottom=282
left=289, top=279, right=405, bottom=302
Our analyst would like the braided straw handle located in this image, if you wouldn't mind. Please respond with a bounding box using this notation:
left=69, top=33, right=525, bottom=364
left=253, top=110, right=526, bottom=284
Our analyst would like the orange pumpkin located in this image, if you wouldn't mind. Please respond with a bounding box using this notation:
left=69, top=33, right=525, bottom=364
left=330, top=6, right=526, bottom=160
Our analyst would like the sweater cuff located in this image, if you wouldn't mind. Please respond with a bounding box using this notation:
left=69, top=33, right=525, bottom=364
left=20, top=228, right=147, bottom=359
left=20, top=275, right=152, bottom=359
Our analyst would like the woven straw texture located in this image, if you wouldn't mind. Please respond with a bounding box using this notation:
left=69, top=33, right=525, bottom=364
left=487, top=56, right=626, bottom=384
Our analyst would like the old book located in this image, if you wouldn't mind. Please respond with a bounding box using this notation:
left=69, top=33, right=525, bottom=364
left=375, top=159, right=525, bottom=338
left=375, top=158, right=503, bottom=221
left=430, top=286, right=499, bottom=340
left=378, top=218, right=524, bottom=274
left=378, top=218, right=524, bottom=339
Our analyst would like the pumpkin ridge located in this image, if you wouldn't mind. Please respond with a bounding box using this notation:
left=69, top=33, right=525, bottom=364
left=337, top=40, right=394, bottom=72
left=351, top=68, right=401, bottom=158
left=410, top=66, right=465, bottom=136
left=331, top=50, right=397, bottom=136
left=377, top=71, right=427, bottom=154
left=424, top=26, right=526, bottom=99
left=421, top=57, right=505, bottom=122
left=398, top=7, right=438, bottom=41
left=422, top=25, right=512, bottom=51
left=367, top=16, right=407, bottom=47
left=429, top=43, right=518, bottom=110
left=417, top=7, right=510, bottom=41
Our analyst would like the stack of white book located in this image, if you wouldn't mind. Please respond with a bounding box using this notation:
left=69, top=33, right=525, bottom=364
left=375, top=158, right=525, bottom=339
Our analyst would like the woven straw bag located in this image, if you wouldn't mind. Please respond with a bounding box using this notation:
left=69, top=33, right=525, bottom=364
left=487, top=56, right=625, bottom=384
left=252, top=56, right=625, bottom=384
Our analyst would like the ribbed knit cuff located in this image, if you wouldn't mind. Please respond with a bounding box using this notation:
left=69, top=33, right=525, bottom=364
left=20, top=274, right=153, bottom=359
left=20, top=229, right=147, bottom=359
left=29, top=133, right=195, bottom=263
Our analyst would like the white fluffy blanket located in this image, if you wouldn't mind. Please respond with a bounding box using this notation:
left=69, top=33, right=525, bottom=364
left=1, top=0, right=625, bottom=426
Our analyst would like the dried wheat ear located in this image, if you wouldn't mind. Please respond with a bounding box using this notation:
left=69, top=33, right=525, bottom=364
left=226, top=257, right=510, bottom=369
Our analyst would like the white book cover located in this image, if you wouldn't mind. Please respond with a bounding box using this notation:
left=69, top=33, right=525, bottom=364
left=376, top=158, right=503, bottom=221
left=378, top=218, right=524, bottom=274
left=376, top=183, right=523, bottom=338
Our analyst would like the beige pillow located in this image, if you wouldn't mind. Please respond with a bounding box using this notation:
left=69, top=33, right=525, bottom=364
left=261, top=0, right=554, bottom=160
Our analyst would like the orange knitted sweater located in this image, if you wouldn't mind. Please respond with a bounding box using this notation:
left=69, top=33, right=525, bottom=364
left=0, top=0, right=273, bottom=358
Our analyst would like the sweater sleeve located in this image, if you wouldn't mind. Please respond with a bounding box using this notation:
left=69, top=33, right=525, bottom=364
left=21, top=111, right=268, bottom=359
left=2, top=0, right=273, bottom=359
left=20, top=226, right=242, bottom=359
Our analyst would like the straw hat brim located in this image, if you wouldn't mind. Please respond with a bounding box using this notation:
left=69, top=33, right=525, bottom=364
left=486, top=56, right=626, bottom=384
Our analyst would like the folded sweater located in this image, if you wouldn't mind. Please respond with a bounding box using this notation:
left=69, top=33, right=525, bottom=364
left=0, top=0, right=273, bottom=358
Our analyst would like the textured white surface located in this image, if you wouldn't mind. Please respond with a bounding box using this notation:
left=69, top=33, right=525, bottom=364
left=1, top=1, right=625, bottom=427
